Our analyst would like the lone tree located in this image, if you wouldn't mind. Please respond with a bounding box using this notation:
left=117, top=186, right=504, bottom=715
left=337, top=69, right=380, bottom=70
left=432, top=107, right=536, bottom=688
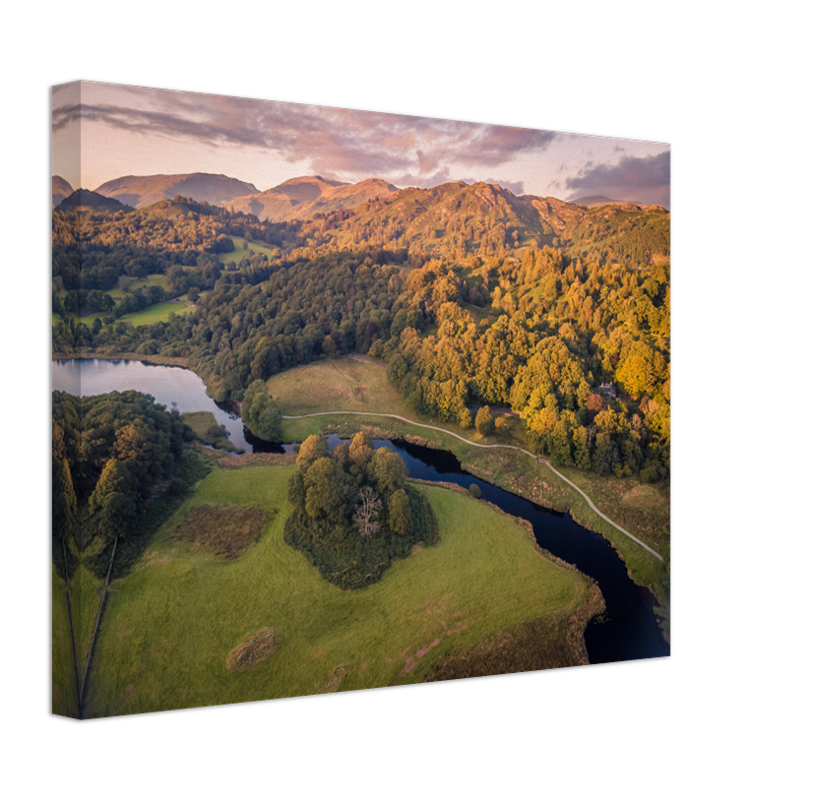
left=475, top=406, right=495, bottom=436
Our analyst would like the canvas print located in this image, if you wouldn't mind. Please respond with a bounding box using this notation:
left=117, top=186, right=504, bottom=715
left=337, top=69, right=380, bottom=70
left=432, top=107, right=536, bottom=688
left=51, top=81, right=670, bottom=719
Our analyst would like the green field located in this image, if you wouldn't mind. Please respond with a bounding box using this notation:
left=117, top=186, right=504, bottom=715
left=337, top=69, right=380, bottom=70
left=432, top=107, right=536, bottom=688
left=268, top=357, right=529, bottom=448
left=217, top=236, right=280, bottom=265
left=52, top=275, right=194, bottom=330
left=180, top=411, right=242, bottom=453
left=83, top=466, right=592, bottom=717
left=116, top=302, right=194, bottom=327
left=268, top=357, right=415, bottom=417
left=266, top=357, right=669, bottom=612
left=52, top=567, right=79, bottom=717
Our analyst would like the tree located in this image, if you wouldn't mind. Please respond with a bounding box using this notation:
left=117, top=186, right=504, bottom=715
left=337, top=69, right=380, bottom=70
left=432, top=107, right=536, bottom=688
left=304, top=457, right=354, bottom=522
left=88, top=458, right=138, bottom=541
left=297, top=434, right=329, bottom=472
left=388, top=489, right=412, bottom=536
left=242, top=379, right=282, bottom=442
left=353, top=485, right=383, bottom=537
left=348, top=431, right=375, bottom=477
left=468, top=483, right=481, bottom=498
left=322, top=334, right=339, bottom=359
left=370, top=447, right=407, bottom=497
left=52, top=456, right=78, bottom=550
left=475, top=406, right=495, bottom=436
left=458, top=408, right=473, bottom=430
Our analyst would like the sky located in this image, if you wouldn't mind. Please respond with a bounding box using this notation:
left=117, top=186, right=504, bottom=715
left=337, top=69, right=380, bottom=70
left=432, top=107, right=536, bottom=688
left=52, top=81, right=670, bottom=208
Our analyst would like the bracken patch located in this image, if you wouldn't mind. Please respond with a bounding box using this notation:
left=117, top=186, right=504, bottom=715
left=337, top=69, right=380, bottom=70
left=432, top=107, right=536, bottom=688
left=175, top=504, right=268, bottom=560
left=226, top=627, right=280, bottom=673
left=316, top=665, right=347, bottom=693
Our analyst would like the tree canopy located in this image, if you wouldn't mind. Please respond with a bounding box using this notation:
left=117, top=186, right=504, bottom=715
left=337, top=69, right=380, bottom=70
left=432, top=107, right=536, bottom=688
left=285, top=437, right=435, bottom=589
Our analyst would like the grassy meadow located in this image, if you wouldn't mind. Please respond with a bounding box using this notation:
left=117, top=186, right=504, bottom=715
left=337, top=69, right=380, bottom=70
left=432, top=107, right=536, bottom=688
left=181, top=411, right=241, bottom=453
left=217, top=236, right=280, bottom=265
left=266, top=357, right=669, bottom=608
left=52, top=275, right=194, bottom=331
left=287, top=408, right=669, bottom=611
left=52, top=567, right=79, bottom=717
left=83, top=466, right=591, bottom=717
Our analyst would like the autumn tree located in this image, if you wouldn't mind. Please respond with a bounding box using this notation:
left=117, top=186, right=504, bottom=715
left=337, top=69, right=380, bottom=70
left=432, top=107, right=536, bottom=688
left=296, top=434, right=329, bottom=472
left=348, top=430, right=375, bottom=478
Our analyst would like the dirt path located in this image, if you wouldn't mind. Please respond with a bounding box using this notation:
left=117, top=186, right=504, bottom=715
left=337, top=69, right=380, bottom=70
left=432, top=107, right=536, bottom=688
left=347, top=352, right=388, bottom=368
left=282, top=410, right=663, bottom=561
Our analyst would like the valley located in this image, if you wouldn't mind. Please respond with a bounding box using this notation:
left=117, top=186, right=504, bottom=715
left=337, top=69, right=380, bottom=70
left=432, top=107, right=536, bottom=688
left=51, top=160, right=670, bottom=718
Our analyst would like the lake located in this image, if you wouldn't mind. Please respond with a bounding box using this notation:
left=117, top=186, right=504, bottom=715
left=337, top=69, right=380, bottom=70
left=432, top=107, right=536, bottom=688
left=51, top=357, right=670, bottom=665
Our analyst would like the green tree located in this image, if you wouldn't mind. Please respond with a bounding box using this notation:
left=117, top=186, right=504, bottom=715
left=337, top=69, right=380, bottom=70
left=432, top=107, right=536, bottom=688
left=370, top=448, right=407, bottom=497
left=388, top=488, right=412, bottom=536
left=303, top=457, right=354, bottom=523
left=242, top=379, right=283, bottom=442
left=475, top=406, right=495, bottom=436
left=348, top=431, right=375, bottom=477
left=88, top=458, right=138, bottom=541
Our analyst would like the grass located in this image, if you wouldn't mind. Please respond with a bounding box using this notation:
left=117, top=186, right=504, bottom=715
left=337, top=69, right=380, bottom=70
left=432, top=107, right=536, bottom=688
left=71, top=563, right=105, bottom=673
left=267, top=357, right=416, bottom=417
left=217, top=236, right=280, bottom=265
left=53, top=275, right=180, bottom=330
left=174, top=504, right=267, bottom=560
left=266, top=357, right=669, bottom=611
left=83, top=466, right=592, bottom=717
left=116, top=302, right=194, bottom=327
left=180, top=410, right=241, bottom=453
left=52, top=566, right=79, bottom=717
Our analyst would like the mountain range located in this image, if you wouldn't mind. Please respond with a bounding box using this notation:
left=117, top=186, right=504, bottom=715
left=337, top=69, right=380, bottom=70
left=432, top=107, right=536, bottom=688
left=52, top=171, right=668, bottom=260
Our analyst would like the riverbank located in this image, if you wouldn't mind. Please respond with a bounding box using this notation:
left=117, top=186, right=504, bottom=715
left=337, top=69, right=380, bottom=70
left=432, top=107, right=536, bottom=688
left=282, top=413, right=669, bottom=631
left=53, top=352, right=669, bottom=636
left=53, top=350, right=191, bottom=369
left=82, top=466, right=597, bottom=715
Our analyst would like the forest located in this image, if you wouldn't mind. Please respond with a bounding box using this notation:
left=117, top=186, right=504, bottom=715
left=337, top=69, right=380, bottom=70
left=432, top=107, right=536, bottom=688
left=52, top=390, right=206, bottom=580
left=52, top=181, right=670, bottom=483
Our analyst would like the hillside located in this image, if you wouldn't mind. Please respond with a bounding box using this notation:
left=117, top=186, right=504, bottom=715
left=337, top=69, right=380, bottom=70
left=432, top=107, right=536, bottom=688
left=52, top=175, right=73, bottom=208
left=230, top=175, right=398, bottom=221
left=95, top=172, right=258, bottom=208
left=58, top=189, right=132, bottom=211
left=295, top=180, right=670, bottom=265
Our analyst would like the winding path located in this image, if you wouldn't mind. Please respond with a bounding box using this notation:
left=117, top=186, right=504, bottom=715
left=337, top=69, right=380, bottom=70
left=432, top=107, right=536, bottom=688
left=282, top=410, right=663, bottom=561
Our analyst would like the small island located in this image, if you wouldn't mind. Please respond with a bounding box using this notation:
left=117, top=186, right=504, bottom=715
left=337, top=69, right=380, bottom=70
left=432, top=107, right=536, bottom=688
left=285, top=433, right=437, bottom=589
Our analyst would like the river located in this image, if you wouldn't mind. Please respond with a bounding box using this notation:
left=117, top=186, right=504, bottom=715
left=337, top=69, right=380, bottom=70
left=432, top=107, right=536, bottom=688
left=51, top=357, right=669, bottom=665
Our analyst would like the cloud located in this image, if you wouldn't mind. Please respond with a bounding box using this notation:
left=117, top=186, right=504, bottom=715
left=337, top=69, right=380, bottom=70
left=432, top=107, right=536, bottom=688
left=565, top=150, right=670, bottom=207
left=52, top=84, right=557, bottom=187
